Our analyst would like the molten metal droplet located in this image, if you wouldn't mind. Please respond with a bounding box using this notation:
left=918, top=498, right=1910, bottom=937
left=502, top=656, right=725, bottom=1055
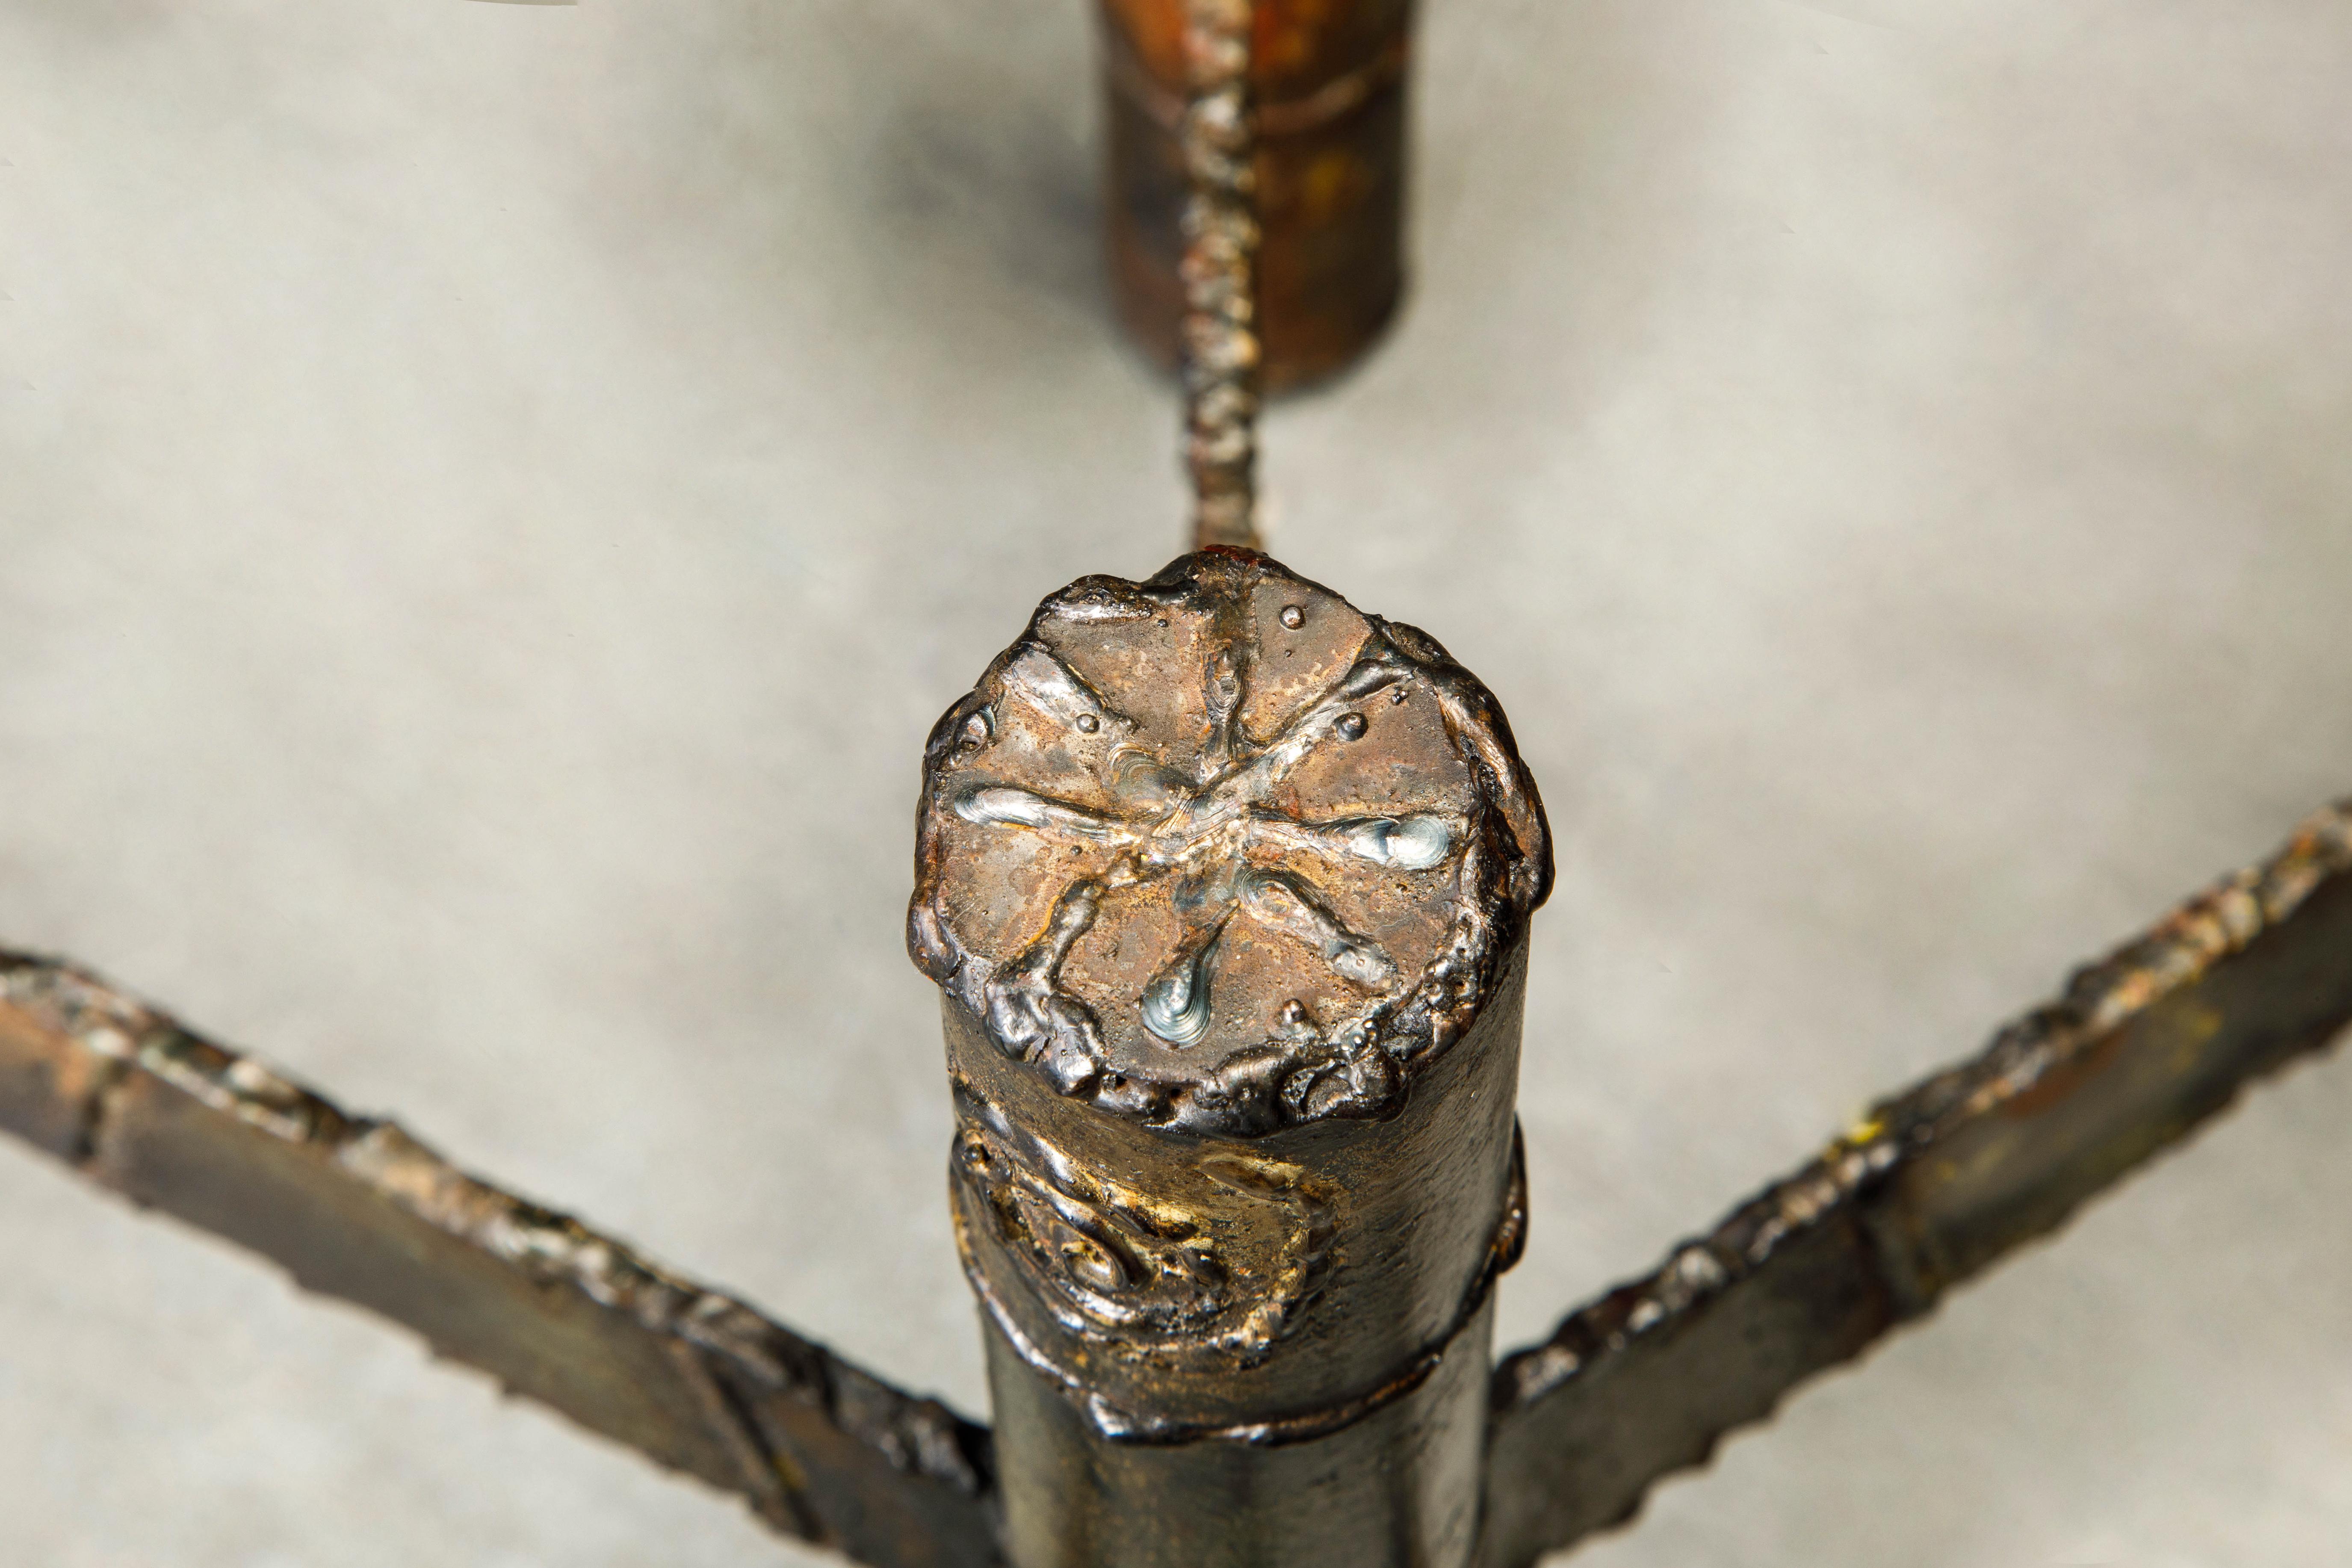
left=1076, top=712, right=1100, bottom=733
left=1339, top=815, right=1452, bottom=871
left=1140, top=926, right=1224, bottom=1047
left=1336, top=712, right=1368, bottom=741
left=1279, top=604, right=1306, bottom=629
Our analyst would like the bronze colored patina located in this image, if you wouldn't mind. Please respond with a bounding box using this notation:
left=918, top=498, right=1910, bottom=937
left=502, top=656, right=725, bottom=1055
left=10, top=10, right=2352, bottom=1563
left=10, top=797, right=2352, bottom=1565
left=1481, top=798, right=2352, bottom=1566
left=0, top=953, right=997, bottom=1568
left=1105, top=0, right=1412, bottom=391
left=908, top=549, right=1551, bottom=1566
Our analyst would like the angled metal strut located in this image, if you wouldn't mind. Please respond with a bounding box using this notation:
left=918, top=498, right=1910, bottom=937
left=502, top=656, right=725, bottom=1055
left=0, top=956, right=997, bottom=1568
left=1481, top=799, right=2352, bottom=1565
left=7, top=801, right=2350, bottom=1565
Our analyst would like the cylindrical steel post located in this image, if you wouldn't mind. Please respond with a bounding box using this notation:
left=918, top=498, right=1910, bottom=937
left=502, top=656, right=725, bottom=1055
left=909, top=551, right=1550, bottom=1568
left=1102, top=1, right=1414, bottom=390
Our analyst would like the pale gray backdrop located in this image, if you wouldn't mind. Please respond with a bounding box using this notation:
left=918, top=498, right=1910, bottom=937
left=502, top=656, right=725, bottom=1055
left=4, top=1, right=2351, bottom=1564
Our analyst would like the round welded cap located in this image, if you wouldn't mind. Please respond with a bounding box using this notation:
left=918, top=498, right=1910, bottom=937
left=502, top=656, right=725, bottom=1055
left=910, top=551, right=1550, bottom=1137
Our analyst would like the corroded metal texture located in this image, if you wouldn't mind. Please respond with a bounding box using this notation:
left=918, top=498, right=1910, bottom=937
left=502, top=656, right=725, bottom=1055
left=908, top=551, right=1551, bottom=1137
left=909, top=550, right=1550, bottom=1567
left=1105, top=0, right=1412, bottom=393
left=1176, top=0, right=1264, bottom=552
left=1479, top=799, right=2352, bottom=1568
left=0, top=953, right=999, bottom=1568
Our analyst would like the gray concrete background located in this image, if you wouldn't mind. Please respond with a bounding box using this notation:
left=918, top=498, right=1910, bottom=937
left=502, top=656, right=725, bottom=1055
left=4, top=0, right=2351, bottom=1562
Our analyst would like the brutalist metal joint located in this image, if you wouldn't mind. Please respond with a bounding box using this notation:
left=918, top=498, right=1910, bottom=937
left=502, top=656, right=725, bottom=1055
left=908, top=550, right=1551, bottom=1567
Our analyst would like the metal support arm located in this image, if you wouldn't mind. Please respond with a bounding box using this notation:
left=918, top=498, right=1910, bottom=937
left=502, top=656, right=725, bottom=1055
left=0, top=954, right=1001, bottom=1568
left=7, top=797, right=2349, bottom=1567
left=1481, top=800, right=2352, bottom=1567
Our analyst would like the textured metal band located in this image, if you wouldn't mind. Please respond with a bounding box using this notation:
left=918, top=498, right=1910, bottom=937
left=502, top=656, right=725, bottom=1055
left=954, top=1121, right=1526, bottom=1444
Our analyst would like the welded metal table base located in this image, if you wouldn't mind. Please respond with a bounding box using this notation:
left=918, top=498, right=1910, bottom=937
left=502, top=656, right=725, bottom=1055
left=9, top=799, right=2349, bottom=1566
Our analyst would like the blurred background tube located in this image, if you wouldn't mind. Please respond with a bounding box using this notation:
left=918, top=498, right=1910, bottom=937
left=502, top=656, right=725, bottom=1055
left=1102, top=0, right=1413, bottom=390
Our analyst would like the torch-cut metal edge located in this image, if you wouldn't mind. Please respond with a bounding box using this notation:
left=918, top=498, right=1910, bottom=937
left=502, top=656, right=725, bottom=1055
left=0, top=951, right=1002, bottom=1568
left=1481, top=798, right=2352, bottom=1568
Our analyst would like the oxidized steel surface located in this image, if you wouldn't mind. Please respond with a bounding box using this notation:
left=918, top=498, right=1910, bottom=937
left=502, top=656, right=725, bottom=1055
left=1479, top=799, right=2352, bottom=1568
left=1105, top=0, right=1412, bottom=392
left=909, top=550, right=1550, bottom=1136
left=984, top=1296, right=1494, bottom=1568
left=7, top=783, right=2351, bottom=1568
left=0, top=953, right=999, bottom=1568
left=909, top=549, right=1549, bottom=1566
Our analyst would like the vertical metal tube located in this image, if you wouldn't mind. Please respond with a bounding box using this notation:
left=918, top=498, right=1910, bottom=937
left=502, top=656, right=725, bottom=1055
left=1103, top=0, right=1415, bottom=390
left=909, top=551, right=1551, bottom=1568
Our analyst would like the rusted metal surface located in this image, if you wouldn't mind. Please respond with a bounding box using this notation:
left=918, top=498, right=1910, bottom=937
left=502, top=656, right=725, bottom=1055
left=1175, top=0, right=1264, bottom=551
left=0, top=951, right=1000, bottom=1568
left=1479, top=799, right=2352, bottom=1568
left=908, top=550, right=1550, bottom=1566
left=1105, top=0, right=1411, bottom=394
